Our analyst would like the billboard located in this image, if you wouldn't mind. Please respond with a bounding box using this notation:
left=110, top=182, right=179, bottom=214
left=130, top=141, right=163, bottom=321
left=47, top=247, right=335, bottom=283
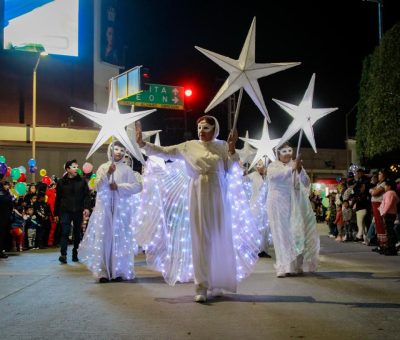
left=100, top=0, right=123, bottom=67
left=3, top=0, right=79, bottom=56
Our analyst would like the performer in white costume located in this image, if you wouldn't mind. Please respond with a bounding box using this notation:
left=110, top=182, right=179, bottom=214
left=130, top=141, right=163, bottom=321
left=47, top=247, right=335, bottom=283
left=266, top=143, right=319, bottom=277
left=246, top=159, right=271, bottom=258
left=79, top=141, right=143, bottom=283
left=137, top=116, right=252, bottom=302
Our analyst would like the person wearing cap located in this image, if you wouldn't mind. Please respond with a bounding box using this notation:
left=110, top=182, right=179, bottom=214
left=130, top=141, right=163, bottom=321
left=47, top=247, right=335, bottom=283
left=266, top=142, right=320, bottom=278
left=54, top=160, right=90, bottom=264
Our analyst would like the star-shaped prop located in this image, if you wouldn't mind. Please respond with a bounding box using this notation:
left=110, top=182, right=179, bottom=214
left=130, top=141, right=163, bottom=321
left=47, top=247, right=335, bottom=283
left=143, top=130, right=162, bottom=141
left=273, top=73, right=338, bottom=153
left=236, top=130, right=256, bottom=165
left=71, top=80, right=156, bottom=163
left=195, top=17, right=300, bottom=122
left=127, top=125, right=161, bottom=144
left=240, top=119, right=280, bottom=170
left=147, top=132, right=167, bottom=170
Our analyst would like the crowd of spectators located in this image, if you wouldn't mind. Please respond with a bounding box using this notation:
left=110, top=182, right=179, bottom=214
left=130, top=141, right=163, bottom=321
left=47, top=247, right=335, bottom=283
left=322, top=168, right=400, bottom=255
left=0, top=174, right=96, bottom=259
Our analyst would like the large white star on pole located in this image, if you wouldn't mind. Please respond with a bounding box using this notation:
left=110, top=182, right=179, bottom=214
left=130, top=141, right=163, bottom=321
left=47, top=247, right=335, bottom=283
left=71, top=80, right=156, bottom=163
left=240, top=119, right=280, bottom=170
left=195, top=17, right=300, bottom=122
left=236, top=130, right=256, bottom=165
left=273, top=73, right=338, bottom=153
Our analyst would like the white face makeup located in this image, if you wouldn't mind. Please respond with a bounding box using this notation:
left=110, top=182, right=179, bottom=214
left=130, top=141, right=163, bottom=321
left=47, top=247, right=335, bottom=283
left=67, top=163, right=79, bottom=177
left=279, top=147, right=293, bottom=156
left=112, top=145, right=126, bottom=161
left=197, top=121, right=215, bottom=141
left=256, top=160, right=264, bottom=169
left=197, top=122, right=214, bottom=134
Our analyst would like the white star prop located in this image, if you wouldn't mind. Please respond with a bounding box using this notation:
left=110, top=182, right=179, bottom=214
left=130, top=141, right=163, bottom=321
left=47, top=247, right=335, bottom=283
left=143, top=130, right=162, bottom=141
left=273, top=73, right=338, bottom=153
left=147, top=132, right=167, bottom=170
left=240, top=119, right=280, bottom=170
left=195, top=17, right=300, bottom=122
left=126, top=125, right=160, bottom=144
left=71, top=80, right=156, bottom=163
left=236, top=130, right=256, bottom=165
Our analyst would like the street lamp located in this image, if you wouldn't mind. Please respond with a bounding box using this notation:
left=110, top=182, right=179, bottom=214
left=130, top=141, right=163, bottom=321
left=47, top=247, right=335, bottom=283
left=362, top=0, right=383, bottom=42
left=32, top=50, right=48, bottom=182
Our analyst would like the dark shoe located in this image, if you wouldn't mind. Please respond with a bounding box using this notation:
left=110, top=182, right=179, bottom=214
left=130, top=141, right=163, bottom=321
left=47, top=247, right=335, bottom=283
left=371, top=247, right=381, bottom=252
left=0, top=252, right=8, bottom=259
left=354, top=238, right=363, bottom=242
left=258, top=251, right=271, bottom=258
left=111, top=276, right=123, bottom=282
left=99, top=277, right=109, bottom=283
left=72, top=255, right=79, bottom=262
left=59, top=255, right=67, bottom=264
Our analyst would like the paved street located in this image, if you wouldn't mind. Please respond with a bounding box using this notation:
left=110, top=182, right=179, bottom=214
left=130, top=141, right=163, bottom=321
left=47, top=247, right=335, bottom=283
left=0, top=224, right=399, bottom=340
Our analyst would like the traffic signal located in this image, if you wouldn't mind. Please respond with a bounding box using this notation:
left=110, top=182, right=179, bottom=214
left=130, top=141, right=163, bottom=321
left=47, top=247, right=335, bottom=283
left=184, top=88, right=193, bottom=97
left=140, top=67, right=150, bottom=91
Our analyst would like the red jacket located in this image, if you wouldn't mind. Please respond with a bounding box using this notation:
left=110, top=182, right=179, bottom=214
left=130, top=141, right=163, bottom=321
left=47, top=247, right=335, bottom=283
left=334, top=209, right=343, bottom=226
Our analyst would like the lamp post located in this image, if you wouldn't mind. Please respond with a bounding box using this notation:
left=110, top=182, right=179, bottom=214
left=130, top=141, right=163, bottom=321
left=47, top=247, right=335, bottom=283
left=32, top=51, right=48, bottom=182
left=363, top=0, right=383, bottom=42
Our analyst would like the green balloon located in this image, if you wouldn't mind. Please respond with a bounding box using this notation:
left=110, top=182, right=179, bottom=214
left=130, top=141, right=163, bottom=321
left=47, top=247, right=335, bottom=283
left=15, top=182, right=27, bottom=196
left=0, top=155, right=5, bottom=163
left=322, top=197, right=330, bottom=208
left=11, top=168, right=21, bottom=181
left=90, top=173, right=97, bottom=179
left=77, top=168, right=83, bottom=176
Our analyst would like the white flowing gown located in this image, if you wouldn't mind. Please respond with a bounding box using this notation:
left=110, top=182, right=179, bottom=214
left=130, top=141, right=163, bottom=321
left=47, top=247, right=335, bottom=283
left=79, top=150, right=142, bottom=280
left=246, top=171, right=271, bottom=252
left=143, top=139, right=240, bottom=292
left=267, top=160, right=319, bottom=274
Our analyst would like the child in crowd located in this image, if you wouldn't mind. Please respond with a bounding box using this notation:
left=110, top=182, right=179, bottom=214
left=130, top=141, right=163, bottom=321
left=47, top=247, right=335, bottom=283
left=10, top=203, right=25, bottom=251
left=33, top=193, right=51, bottom=248
left=334, top=203, right=344, bottom=241
left=379, top=180, right=399, bottom=255
left=326, top=195, right=337, bottom=238
left=342, top=200, right=353, bottom=242
left=24, top=205, right=39, bottom=249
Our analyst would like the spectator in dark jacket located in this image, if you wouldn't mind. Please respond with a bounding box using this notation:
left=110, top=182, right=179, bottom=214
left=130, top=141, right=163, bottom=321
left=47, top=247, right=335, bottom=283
left=54, top=160, right=90, bottom=264
left=0, top=180, right=13, bottom=258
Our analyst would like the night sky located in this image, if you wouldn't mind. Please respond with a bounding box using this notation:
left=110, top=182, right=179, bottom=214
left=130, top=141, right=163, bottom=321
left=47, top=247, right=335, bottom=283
left=121, top=0, right=399, bottom=148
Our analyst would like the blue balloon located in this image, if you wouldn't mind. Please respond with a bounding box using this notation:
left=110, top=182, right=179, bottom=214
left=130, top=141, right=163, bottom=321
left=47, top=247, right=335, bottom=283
left=28, top=158, right=36, bottom=167
left=0, top=162, right=7, bottom=175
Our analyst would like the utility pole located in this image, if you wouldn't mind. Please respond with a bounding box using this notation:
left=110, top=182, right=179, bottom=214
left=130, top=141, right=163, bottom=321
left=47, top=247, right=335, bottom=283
left=363, top=0, right=383, bottom=42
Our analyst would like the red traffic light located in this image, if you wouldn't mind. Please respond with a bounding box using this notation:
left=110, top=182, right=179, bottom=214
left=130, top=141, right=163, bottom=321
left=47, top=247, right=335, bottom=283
left=184, top=88, right=193, bottom=97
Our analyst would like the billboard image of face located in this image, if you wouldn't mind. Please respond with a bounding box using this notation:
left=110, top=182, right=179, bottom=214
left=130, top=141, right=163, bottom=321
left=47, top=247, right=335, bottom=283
left=3, top=0, right=79, bottom=56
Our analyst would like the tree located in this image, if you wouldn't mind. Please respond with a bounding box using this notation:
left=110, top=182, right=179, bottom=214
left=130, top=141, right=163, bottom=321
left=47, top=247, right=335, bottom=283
left=356, top=23, right=400, bottom=167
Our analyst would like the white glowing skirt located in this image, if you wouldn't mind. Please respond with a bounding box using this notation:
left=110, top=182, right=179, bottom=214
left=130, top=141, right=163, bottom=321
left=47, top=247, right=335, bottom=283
left=79, top=188, right=140, bottom=280
left=136, top=160, right=262, bottom=288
